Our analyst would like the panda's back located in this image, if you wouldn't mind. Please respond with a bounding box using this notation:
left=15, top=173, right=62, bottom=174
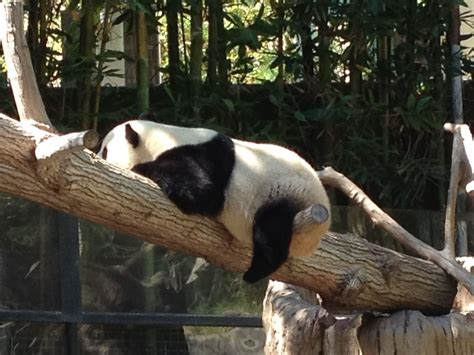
left=218, top=139, right=330, bottom=244
left=136, top=121, right=219, bottom=157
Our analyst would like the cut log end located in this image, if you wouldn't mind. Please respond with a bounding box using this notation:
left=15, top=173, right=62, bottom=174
left=293, top=203, right=330, bottom=233
left=310, top=204, right=330, bottom=223
left=35, top=130, right=99, bottom=160
left=290, top=203, right=331, bottom=257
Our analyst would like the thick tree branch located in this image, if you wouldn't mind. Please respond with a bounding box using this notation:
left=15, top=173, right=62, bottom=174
left=0, top=115, right=459, bottom=314
left=318, top=167, right=474, bottom=294
left=0, top=0, right=52, bottom=126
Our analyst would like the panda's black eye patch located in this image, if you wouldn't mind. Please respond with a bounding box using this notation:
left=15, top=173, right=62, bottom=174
left=102, top=147, right=108, bottom=159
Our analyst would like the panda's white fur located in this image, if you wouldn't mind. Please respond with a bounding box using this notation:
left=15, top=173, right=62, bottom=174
left=99, top=120, right=330, bottom=280
left=99, top=120, right=217, bottom=170
left=219, top=139, right=330, bottom=257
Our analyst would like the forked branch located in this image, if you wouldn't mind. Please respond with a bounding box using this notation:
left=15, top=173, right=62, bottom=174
left=318, top=167, right=474, bottom=294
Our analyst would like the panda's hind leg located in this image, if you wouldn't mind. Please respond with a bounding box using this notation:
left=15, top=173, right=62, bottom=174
left=243, top=199, right=299, bottom=283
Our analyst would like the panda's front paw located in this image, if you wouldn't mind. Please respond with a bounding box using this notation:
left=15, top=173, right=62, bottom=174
left=242, top=260, right=276, bottom=283
left=243, top=269, right=267, bottom=284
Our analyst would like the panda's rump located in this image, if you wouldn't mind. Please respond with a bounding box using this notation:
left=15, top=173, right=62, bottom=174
left=218, top=140, right=330, bottom=247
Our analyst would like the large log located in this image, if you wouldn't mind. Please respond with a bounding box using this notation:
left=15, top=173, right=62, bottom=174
left=0, top=115, right=458, bottom=314
left=263, top=281, right=474, bottom=355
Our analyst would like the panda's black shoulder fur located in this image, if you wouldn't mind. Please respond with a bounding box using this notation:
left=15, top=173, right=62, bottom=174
left=132, top=133, right=235, bottom=216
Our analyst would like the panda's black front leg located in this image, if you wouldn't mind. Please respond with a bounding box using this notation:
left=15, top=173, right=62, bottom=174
left=132, top=135, right=234, bottom=217
left=243, top=229, right=290, bottom=283
left=132, top=157, right=219, bottom=215
left=243, top=199, right=297, bottom=283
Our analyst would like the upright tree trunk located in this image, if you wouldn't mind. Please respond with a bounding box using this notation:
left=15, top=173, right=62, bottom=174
left=149, top=24, right=162, bottom=86
left=294, top=0, right=314, bottom=85
left=166, top=0, right=181, bottom=89
left=317, top=0, right=330, bottom=86
left=26, top=0, right=48, bottom=87
left=207, top=0, right=226, bottom=87
left=348, top=4, right=362, bottom=96
left=124, top=17, right=137, bottom=88
left=180, top=11, right=189, bottom=75
left=136, top=9, right=150, bottom=112
left=276, top=0, right=284, bottom=88
left=190, top=0, right=203, bottom=98
left=378, top=36, right=390, bottom=164
left=92, top=0, right=112, bottom=130
left=78, top=0, right=95, bottom=129
left=377, top=3, right=391, bottom=164
left=26, top=0, right=39, bottom=79
left=432, top=0, right=447, bottom=209
left=0, top=0, right=51, bottom=125
left=37, top=0, right=48, bottom=87
left=206, top=0, right=218, bottom=87
left=215, top=0, right=227, bottom=87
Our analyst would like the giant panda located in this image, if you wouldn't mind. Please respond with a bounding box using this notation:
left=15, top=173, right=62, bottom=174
left=97, top=119, right=331, bottom=283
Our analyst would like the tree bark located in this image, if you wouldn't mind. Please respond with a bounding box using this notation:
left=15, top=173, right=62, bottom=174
left=0, top=0, right=51, bottom=125
left=206, top=0, right=218, bottom=87
left=166, top=0, right=181, bottom=89
left=77, top=0, right=96, bottom=129
left=190, top=0, right=203, bottom=97
left=263, top=280, right=474, bottom=355
left=136, top=8, right=150, bottom=112
left=0, top=114, right=459, bottom=315
left=318, top=167, right=474, bottom=294
left=215, top=0, right=227, bottom=86
left=92, top=0, right=112, bottom=131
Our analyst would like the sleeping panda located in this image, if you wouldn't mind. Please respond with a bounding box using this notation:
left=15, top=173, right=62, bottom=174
left=98, top=119, right=331, bottom=283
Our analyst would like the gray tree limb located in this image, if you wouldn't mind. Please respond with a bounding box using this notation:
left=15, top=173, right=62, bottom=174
left=0, top=114, right=459, bottom=314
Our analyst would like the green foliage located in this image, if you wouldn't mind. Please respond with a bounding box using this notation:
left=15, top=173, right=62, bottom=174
left=1, top=0, right=472, bottom=210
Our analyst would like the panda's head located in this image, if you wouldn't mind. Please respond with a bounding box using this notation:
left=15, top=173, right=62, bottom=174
left=98, top=121, right=155, bottom=169
left=98, top=120, right=219, bottom=169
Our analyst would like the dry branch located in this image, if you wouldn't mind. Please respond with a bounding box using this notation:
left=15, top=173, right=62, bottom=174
left=442, top=122, right=474, bottom=258
left=0, top=1, right=52, bottom=126
left=444, top=123, right=474, bottom=195
left=443, top=131, right=462, bottom=258
left=35, top=130, right=99, bottom=160
left=318, top=166, right=474, bottom=294
left=0, top=114, right=458, bottom=314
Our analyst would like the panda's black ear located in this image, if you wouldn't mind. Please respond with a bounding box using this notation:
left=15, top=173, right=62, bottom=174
left=125, top=124, right=139, bottom=148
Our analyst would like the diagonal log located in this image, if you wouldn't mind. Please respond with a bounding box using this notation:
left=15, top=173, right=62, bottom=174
left=0, top=1, right=52, bottom=125
left=34, top=127, right=328, bottom=245
left=318, top=167, right=474, bottom=295
left=0, top=114, right=459, bottom=314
